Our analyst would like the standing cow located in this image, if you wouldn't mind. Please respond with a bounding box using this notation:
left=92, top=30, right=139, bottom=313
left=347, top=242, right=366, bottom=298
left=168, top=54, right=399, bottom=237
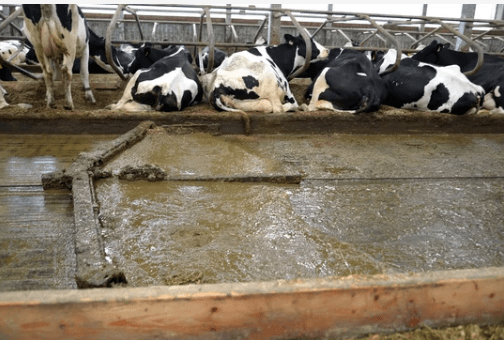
left=201, top=34, right=329, bottom=113
left=22, top=4, right=95, bottom=110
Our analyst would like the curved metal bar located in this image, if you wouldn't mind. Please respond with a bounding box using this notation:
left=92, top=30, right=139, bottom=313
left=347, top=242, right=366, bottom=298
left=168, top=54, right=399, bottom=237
left=285, top=11, right=312, bottom=80
left=429, top=18, right=484, bottom=76
left=359, top=14, right=402, bottom=75
left=204, top=7, right=216, bottom=74
left=123, top=6, right=144, bottom=41
left=105, top=4, right=128, bottom=80
left=0, top=7, right=23, bottom=34
left=252, top=16, right=268, bottom=45
left=409, top=26, right=442, bottom=49
left=0, top=54, right=42, bottom=80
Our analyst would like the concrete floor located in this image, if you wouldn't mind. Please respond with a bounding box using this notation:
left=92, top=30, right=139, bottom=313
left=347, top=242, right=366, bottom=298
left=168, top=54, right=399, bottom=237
left=0, top=131, right=503, bottom=291
left=0, top=134, right=118, bottom=292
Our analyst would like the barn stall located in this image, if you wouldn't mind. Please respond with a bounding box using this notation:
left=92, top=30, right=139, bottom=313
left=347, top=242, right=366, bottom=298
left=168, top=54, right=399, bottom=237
left=0, top=4, right=503, bottom=340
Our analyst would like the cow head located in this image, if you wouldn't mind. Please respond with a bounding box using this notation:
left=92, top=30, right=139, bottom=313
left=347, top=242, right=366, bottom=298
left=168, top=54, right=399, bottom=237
left=285, top=34, right=329, bottom=62
left=125, top=43, right=192, bottom=76
left=411, top=40, right=446, bottom=65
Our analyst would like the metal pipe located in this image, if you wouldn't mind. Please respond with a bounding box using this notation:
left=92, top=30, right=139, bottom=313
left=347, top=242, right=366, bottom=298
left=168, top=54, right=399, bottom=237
left=0, top=6, right=22, bottom=34
left=285, top=11, right=312, bottom=80
left=359, top=14, right=402, bottom=74
left=429, top=18, right=484, bottom=76
left=105, top=4, right=128, bottom=80
left=203, top=7, right=216, bottom=74
left=0, top=54, right=42, bottom=80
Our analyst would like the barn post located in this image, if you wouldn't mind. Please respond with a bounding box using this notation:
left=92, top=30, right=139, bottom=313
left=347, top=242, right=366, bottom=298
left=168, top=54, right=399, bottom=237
left=268, top=4, right=281, bottom=45
left=324, top=4, right=333, bottom=46
left=495, top=4, right=504, bottom=19
left=455, top=4, right=476, bottom=52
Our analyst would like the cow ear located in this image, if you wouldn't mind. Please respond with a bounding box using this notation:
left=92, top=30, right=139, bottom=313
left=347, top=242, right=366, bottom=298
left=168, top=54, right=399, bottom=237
left=284, top=34, right=295, bottom=45
left=284, top=34, right=303, bottom=45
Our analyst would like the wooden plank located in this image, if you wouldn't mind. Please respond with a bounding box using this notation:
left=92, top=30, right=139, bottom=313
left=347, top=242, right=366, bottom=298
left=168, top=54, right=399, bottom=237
left=0, top=267, right=502, bottom=340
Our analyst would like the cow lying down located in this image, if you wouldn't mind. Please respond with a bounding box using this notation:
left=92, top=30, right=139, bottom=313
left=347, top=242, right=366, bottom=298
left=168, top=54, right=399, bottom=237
left=369, top=49, right=485, bottom=115
left=300, top=48, right=387, bottom=113
left=201, top=34, right=329, bottom=113
left=108, top=50, right=202, bottom=112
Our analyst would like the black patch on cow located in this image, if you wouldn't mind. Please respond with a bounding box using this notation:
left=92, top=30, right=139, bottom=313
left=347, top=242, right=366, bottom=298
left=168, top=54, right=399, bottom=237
left=242, top=76, right=259, bottom=89
left=427, top=83, right=450, bottom=111
left=131, top=52, right=202, bottom=111
left=210, top=85, right=260, bottom=111
left=382, top=63, right=436, bottom=108
left=450, top=92, right=477, bottom=115
left=22, top=5, right=42, bottom=25
left=56, top=5, right=72, bottom=32
left=247, top=48, right=261, bottom=57
left=0, top=63, right=16, bottom=81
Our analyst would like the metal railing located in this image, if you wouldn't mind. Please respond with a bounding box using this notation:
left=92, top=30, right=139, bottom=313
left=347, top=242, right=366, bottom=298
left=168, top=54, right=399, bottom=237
left=1, top=4, right=504, bottom=80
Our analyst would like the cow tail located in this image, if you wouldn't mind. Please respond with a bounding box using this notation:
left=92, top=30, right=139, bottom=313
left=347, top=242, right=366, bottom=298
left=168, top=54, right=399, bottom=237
left=209, top=88, right=251, bottom=134
left=40, top=5, right=69, bottom=56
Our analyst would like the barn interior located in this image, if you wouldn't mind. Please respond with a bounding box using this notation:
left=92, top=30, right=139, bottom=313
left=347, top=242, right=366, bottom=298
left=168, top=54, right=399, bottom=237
left=0, top=4, right=503, bottom=340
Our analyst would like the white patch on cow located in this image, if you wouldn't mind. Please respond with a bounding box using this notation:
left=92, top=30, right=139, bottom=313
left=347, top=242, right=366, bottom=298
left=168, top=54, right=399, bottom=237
left=136, top=67, right=200, bottom=110
left=375, top=49, right=409, bottom=75
left=495, top=85, right=501, bottom=97
left=0, top=41, right=28, bottom=65
left=91, top=55, right=115, bottom=73
left=357, top=72, right=367, bottom=77
left=483, top=92, right=497, bottom=110
left=208, top=51, right=297, bottom=113
left=400, top=63, right=485, bottom=114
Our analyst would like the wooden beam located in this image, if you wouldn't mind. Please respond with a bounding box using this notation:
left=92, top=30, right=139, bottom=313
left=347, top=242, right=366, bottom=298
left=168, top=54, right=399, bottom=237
left=0, top=267, right=503, bottom=339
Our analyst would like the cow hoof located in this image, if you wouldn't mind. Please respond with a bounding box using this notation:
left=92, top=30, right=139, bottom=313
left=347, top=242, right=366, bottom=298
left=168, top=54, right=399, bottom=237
left=48, top=103, right=57, bottom=109
left=64, top=104, right=74, bottom=111
left=86, top=94, right=96, bottom=105
left=16, top=103, right=33, bottom=109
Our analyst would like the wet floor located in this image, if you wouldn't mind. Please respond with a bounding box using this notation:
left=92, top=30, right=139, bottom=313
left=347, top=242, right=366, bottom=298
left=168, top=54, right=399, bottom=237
left=0, top=134, right=118, bottom=292
left=95, top=130, right=504, bottom=286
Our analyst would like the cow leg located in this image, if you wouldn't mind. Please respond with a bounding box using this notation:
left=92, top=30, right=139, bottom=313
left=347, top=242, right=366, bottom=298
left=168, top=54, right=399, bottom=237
left=107, top=70, right=151, bottom=111
left=0, top=85, right=9, bottom=109
left=79, top=45, right=96, bottom=105
left=41, top=55, right=57, bottom=109
left=61, top=54, right=75, bottom=110
left=220, top=95, right=275, bottom=113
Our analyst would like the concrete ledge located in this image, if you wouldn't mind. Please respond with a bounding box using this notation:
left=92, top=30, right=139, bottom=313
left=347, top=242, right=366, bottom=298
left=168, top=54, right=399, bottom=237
left=0, top=267, right=503, bottom=340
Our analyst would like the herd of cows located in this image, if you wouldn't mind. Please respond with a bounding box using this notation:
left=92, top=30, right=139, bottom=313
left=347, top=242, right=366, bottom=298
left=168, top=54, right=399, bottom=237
left=1, top=4, right=504, bottom=116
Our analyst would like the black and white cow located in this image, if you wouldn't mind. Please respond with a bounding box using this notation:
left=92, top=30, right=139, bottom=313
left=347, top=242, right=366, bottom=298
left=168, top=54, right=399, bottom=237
left=195, top=46, right=227, bottom=73
left=22, top=4, right=95, bottom=110
left=76, top=27, right=134, bottom=74
left=23, top=26, right=135, bottom=75
left=369, top=49, right=485, bottom=115
left=0, top=40, right=30, bottom=66
left=125, top=43, right=193, bottom=76
left=300, top=48, right=387, bottom=113
left=108, top=50, right=202, bottom=112
left=412, top=40, right=504, bottom=114
left=201, top=34, right=329, bottom=113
